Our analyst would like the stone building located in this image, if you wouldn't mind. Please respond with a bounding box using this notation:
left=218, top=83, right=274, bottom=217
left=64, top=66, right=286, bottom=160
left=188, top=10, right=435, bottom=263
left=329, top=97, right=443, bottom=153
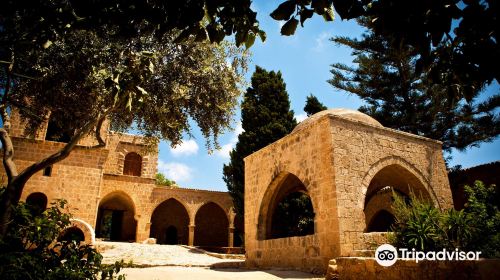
left=244, top=109, right=453, bottom=273
left=1, top=111, right=243, bottom=248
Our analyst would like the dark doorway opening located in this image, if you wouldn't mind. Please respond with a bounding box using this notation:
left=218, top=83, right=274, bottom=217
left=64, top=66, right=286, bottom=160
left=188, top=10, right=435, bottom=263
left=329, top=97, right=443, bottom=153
left=367, top=210, right=395, bottom=232
left=166, top=226, right=178, bottom=245
left=96, top=192, right=136, bottom=242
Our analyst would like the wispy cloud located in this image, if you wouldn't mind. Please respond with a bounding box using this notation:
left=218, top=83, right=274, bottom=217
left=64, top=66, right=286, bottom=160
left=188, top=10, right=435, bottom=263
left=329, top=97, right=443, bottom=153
left=157, top=160, right=193, bottom=183
left=215, top=122, right=244, bottom=159
left=312, top=32, right=331, bottom=52
left=170, top=139, right=199, bottom=157
left=295, top=113, right=308, bottom=123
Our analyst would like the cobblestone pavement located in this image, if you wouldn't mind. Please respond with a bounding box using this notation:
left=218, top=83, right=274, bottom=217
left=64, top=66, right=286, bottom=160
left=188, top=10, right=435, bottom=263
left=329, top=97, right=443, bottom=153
left=97, top=241, right=241, bottom=267
left=120, top=267, right=323, bottom=280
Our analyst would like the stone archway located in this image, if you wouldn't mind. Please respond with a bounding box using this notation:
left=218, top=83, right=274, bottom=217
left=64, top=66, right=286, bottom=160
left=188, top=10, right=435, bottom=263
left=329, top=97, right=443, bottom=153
left=150, top=198, right=189, bottom=245
left=62, top=219, right=96, bottom=244
left=363, top=162, right=433, bottom=232
left=257, top=172, right=315, bottom=240
left=194, top=202, right=229, bottom=247
left=96, top=191, right=137, bottom=242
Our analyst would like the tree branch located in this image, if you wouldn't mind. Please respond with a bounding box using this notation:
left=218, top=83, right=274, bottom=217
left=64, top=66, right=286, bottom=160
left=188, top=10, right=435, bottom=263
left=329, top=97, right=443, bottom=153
left=14, top=116, right=101, bottom=186
left=0, top=128, right=18, bottom=183
left=86, top=115, right=107, bottom=149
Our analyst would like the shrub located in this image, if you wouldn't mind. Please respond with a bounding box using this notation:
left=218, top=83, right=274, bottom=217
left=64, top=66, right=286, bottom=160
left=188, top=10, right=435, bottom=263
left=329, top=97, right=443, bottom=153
left=0, top=197, right=124, bottom=280
left=390, top=181, right=499, bottom=257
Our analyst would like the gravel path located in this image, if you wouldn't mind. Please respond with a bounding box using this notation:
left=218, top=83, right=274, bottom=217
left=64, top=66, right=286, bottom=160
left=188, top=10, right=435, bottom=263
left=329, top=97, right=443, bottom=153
left=97, top=241, right=242, bottom=267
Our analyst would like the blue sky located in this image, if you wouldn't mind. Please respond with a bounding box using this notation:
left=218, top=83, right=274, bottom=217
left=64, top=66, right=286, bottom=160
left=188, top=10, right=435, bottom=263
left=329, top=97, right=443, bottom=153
left=157, top=1, right=500, bottom=191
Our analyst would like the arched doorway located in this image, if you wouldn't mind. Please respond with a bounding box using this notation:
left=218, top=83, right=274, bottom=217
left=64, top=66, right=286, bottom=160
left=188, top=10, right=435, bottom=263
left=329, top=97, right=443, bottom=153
left=26, top=192, right=48, bottom=215
left=364, top=164, right=431, bottom=232
left=259, top=173, right=315, bottom=240
left=150, top=198, right=189, bottom=245
left=96, top=192, right=137, bottom=242
left=194, top=202, right=228, bottom=247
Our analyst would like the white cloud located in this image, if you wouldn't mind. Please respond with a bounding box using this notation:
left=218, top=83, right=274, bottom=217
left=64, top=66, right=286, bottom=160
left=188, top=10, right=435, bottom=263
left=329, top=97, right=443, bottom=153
left=170, top=139, right=199, bottom=157
left=214, top=122, right=244, bottom=159
left=157, top=160, right=193, bottom=183
left=313, top=32, right=331, bottom=52
left=295, top=113, right=308, bottom=123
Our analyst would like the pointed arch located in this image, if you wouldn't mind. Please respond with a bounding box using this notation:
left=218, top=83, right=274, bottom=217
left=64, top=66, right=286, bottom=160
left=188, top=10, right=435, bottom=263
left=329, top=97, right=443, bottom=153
left=257, top=171, right=315, bottom=240
left=194, top=202, right=229, bottom=247
left=150, top=198, right=190, bottom=245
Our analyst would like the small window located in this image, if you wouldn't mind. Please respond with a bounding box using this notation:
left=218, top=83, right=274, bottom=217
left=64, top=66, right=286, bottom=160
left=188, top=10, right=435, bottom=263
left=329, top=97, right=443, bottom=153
left=123, top=152, right=142, bottom=177
left=43, top=166, right=52, bottom=177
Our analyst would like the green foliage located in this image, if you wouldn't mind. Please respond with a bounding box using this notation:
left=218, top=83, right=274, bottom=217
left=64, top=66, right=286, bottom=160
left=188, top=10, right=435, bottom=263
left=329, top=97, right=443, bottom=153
left=272, top=192, right=315, bottom=238
left=329, top=18, right=499, bottom=152
left=304, top=94, right=327, bottom=116
left=155, top=173, right=176, bottom=187
left=0, top=198, right=124, bottom=280
left=223, top=66, right=297, bottom=216
left=0, top=0, right=264, bottom=49
left=391, top=181, right=500, bottom=257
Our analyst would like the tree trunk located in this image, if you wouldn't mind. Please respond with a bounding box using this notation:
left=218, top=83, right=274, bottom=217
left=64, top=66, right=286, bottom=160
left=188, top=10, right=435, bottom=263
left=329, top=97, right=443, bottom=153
left=0, top=116, right=105, bottom=238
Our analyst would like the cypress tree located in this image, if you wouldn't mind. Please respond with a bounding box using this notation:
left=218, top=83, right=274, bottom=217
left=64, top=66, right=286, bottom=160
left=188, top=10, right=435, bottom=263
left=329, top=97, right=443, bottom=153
left=223, top=66, right=297, bottom=216
left=304, top=94, right=327, bottom=116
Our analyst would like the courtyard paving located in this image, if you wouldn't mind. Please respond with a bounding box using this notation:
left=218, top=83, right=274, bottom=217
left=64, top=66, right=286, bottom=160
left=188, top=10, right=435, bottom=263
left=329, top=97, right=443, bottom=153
left=97, top=241, right=322, bottom=280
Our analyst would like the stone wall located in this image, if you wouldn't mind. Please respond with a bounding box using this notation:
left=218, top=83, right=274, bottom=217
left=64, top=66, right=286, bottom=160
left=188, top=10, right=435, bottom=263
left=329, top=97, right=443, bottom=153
left=244, top=110, right=453, bottom=273
left=331, top=257, right=500, bottom=280
left=1, top=112, right=239, bottom=248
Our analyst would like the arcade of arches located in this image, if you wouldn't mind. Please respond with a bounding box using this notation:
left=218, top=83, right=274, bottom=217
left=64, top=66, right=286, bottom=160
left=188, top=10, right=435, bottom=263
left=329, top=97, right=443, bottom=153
left=3, top=108, right=457, bottom=273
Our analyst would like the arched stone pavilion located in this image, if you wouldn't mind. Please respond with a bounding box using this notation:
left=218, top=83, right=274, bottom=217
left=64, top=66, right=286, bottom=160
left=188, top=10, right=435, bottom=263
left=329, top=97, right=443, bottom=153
left=244, top=109, right=453, bottom=273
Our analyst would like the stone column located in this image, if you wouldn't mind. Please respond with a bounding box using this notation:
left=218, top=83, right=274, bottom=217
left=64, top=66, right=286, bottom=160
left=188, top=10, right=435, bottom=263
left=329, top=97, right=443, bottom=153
left=188, top=225, right=195, bottom=246
left=228, top=226, right=235, bottom=247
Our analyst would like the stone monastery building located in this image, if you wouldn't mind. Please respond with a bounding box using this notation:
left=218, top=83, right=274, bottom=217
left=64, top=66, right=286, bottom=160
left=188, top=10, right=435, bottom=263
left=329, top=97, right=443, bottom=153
left=1, top=110, right=243, bottom=248
left=2, top=108, right=455, bottom=274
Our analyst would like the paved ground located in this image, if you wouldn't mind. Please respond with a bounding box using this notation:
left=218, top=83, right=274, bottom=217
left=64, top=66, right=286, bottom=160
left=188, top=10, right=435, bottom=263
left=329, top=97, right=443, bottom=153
left=119, top=267, right=323, bottom=280
left=98, top=242, right=322, bottom=279
left=97, top=241, right=241, bottom=266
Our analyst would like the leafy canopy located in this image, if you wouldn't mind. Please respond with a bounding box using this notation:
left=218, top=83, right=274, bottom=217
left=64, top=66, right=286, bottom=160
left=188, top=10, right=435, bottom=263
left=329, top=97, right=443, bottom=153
left=0, top=197, right=124, bottom=280
left=304, top=94, right=328, bottom=116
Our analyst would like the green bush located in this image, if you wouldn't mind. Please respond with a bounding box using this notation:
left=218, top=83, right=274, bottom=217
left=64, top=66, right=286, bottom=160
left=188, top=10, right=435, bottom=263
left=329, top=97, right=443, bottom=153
left=0, top=198, right=124, bottom=280
left=390, top=181, right=500, bottom=257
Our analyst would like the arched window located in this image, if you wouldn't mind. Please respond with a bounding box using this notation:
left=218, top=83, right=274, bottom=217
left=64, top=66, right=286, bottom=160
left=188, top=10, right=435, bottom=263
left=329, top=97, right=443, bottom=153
left=364, top=164, right=431, bottom=232
left=259, top=172, right=315, bottom=240
left=26, top=192, right=48, bottom=215
left=123, top=152, right=142, bottom=177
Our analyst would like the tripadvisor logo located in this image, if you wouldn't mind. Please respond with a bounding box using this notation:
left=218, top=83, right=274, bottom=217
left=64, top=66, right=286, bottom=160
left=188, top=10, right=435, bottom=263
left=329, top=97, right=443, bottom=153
left=374, top=244, right=482, bottom=267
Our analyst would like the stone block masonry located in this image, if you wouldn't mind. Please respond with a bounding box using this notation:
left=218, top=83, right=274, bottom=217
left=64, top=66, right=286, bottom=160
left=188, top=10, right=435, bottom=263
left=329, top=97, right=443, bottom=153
left=1, top=110, right=241, bottom=249
left=244, top=109, right=453, bottom=273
